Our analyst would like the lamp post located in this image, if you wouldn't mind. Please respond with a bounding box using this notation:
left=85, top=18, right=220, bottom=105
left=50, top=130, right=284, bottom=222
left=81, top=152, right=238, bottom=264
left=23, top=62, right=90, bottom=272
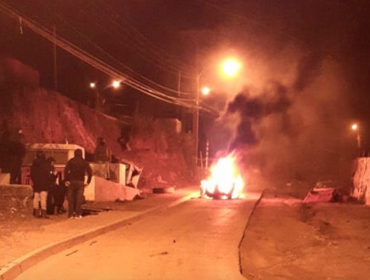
left=193, top=57, right=241, bottom=166
left=90, top=80, right=121, bottom=112
left=193, top=73, right=201, bottom=165
left=351, top=123, right=361, bottom=149
left=193, top=71, right=214, bottom=165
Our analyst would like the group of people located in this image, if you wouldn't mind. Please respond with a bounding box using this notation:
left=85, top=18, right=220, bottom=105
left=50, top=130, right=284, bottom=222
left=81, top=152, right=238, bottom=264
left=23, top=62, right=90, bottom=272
left=24, top=134, right=114, bottom=219
left=31, top=148, right=92, bottom=219
left=30, top=151, right=66, bottom=218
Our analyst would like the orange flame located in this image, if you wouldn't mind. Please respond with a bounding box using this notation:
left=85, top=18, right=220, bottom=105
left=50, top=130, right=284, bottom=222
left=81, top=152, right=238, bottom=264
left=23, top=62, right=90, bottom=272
left=200, top=152, right=244, bottom=199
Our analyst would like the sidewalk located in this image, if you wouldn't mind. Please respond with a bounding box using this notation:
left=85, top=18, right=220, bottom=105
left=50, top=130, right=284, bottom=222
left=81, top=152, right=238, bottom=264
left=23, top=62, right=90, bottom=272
left=0, top=187, right=200, bottom=280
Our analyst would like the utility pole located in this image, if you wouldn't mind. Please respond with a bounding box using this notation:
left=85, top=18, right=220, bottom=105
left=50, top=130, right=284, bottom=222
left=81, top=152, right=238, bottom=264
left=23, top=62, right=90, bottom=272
left=53, top=25, right=58, bottom=91
left=193, top=73, right=200, bottom=165
left=193, top=44, right=200, bottom=166
left=205, top=140, right=209, bottom=169
left=178, top=71, right=185, bottom=132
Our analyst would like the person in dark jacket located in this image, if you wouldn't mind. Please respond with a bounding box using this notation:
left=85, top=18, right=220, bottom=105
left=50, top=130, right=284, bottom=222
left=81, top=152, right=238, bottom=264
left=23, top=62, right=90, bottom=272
left=46, top=157, right=56, bottom=215
left=54, top=173, right=67, bottom=214
left=64, top=149, right=92, bottom=219
left=30, top=150, right=52, bottom=218
left=0, top=120, right=11, bottom=173
left=45, top=157, right=66, bottom=215
left=47, top=157, right=67, bottom=215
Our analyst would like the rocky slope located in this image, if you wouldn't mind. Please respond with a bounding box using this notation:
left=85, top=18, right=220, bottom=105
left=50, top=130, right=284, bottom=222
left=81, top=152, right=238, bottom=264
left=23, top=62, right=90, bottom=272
left=0, top=57, right=194, bottom=189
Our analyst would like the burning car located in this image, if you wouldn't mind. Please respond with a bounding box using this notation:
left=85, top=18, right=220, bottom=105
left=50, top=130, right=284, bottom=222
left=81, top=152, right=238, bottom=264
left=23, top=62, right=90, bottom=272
left=200, top=152, right=244, bottom=199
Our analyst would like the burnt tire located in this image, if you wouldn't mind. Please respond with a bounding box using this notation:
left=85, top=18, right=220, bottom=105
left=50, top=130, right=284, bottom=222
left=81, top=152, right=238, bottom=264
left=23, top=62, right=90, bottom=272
left=152, top=187, right=175, bottom=194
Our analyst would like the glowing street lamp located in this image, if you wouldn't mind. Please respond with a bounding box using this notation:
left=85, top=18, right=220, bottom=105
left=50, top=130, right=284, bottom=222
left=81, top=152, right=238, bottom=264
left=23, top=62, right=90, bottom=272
left=201, top=86, right=211, bottom=96
left=351, top=123, right=361, bottom=149
left=222, top=58, right=241, bottom=77
left=89, top=80, right=121, bottom=112
left=112, top=80, right=121, bottom=89
left=193, top=58, right=241, bottom=165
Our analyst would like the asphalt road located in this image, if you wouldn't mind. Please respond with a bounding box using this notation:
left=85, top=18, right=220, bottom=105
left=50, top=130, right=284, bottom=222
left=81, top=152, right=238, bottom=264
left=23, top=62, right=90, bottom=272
left=15, top=197, right=259, bottom=280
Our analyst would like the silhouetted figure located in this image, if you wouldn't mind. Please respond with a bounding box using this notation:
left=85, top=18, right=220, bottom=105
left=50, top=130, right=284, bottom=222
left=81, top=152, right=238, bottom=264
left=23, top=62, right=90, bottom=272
left=117, top=127, right=131, bottom=151
left=31, top=151, right=51, bottom=219
left=64, top=149, right=92, bottom=219
left=94, top=137, right=111, bottom=179
left=8, top=127, right=26, bottom=184
left=54, top=173, right=67, bottom=214
left=0, top=120, right=11, bottom=172
left=46, top=157, right=67, bottom=215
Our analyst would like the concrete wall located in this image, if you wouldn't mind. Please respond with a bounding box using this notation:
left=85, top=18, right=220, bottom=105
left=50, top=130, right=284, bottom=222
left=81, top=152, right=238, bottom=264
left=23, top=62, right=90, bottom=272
left=0, top=172, right=10, bottom=185
left=84, top=176, right=140, bottom=202
left=0, top=184, right=33, bottom=210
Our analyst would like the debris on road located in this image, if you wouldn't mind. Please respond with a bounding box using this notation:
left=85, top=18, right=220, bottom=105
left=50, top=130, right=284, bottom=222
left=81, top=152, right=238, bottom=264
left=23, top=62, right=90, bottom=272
left=303, top=181, right=340, bottom=203
left=150, top=251, right=169, bottom=257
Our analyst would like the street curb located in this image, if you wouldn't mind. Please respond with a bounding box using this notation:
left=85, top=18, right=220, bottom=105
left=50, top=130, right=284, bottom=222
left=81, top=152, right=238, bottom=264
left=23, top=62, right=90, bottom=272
left=237, top=190, right=265, bottom=276
left=0, top=190, right=200, bottom=280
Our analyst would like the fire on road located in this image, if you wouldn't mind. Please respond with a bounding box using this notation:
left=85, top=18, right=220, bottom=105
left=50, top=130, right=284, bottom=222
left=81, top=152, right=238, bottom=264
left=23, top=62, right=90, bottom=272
left=200, top=151, right=245, bottom=200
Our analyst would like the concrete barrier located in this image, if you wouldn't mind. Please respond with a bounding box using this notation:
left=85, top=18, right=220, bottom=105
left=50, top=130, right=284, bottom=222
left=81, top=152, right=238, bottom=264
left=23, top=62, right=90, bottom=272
left=0, top=173, right=10, bottom=185
left=0, top=184, right=33, bottom=210
left=84, top=176, right=140, bottom=202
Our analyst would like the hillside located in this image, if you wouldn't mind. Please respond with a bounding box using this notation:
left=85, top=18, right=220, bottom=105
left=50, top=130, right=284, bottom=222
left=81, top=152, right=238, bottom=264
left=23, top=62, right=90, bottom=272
left=0, top=57, right=194, bottom=189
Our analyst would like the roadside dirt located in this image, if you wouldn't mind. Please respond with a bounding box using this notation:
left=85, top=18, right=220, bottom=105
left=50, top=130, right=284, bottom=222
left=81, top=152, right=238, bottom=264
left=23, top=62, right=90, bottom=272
left=0, top=208, right=62, bottom=237
left=0, top=206, right=65, bottom=266
left=240, top=183, right=370, bottom=280
left=0, top=192, right=152, bottom=267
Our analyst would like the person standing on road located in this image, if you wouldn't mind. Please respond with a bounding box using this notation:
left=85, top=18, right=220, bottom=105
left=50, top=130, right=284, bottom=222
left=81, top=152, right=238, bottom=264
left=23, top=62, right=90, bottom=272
left=46, top=157, right=57, bottom=215
left=46, top=157, right=67, bottom=215
left=64, top=149, right=92, bottom=219
left=30, top=150, right=52, bottom=219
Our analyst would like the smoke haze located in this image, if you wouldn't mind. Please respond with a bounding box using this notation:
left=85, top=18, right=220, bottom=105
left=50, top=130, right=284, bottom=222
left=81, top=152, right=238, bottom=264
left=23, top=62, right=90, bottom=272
left=201, top=0, right=368, bottom=185
left=1, top=0, right=368, bottom=187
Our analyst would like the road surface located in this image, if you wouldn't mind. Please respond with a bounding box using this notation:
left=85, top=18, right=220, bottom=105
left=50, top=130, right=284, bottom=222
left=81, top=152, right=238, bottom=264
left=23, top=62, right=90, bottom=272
left=16, top=196, right=260, bottom=280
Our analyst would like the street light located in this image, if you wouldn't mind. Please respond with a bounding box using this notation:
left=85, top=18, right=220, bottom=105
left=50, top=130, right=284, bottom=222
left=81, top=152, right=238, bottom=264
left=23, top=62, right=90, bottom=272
left=89, top=80, right=121, bottom=112
left=222, top=58, right=241, bottom=78
left=112, top=80, right=121, bottom=89
left=201, top=86, right=211, bottom=96
left=193, top=58, right=241, bottom=165
left=351, top=123, right=361, bottom=149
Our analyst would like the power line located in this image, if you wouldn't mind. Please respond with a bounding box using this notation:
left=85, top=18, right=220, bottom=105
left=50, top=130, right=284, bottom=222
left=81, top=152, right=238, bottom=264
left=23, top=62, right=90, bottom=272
left=30, top=0, right=196, bottom=78
left=0, top=1, right=216, bottom=115
left=9, top=0, right=197, bottom=96
left=47, top=9, right=195, bottom=97
left=199, top=0, right=306, bottom=45
left=90, top=0, right=196, bottom=76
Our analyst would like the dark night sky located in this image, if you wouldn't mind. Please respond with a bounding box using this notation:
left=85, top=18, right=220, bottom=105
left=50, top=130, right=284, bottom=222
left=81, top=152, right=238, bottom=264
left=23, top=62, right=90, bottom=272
left=1, top=0, right=370, bottom=181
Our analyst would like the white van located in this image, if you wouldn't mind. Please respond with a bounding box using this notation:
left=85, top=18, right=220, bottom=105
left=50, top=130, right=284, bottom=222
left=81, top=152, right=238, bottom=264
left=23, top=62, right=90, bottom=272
left=21, top=143, right=85, bottom=185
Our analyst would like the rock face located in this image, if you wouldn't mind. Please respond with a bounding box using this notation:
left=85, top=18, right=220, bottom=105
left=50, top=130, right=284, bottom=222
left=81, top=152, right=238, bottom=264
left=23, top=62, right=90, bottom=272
left=0, top=57, right=194, bottom=190
left=0, top=86, right=123, bottom=155
left=352, top=157, right=370, bottom=205
left=0, top=56, right=40, bottom=88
